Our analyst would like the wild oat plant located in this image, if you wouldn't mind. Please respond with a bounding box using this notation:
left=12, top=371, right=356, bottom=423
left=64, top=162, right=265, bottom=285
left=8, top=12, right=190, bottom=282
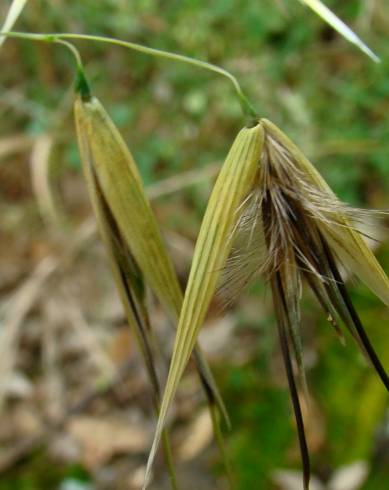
left=1, top=1, right=388, bottom=489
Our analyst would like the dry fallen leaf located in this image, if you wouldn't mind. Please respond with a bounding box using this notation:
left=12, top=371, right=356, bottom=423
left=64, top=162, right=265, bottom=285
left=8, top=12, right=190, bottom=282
left=178, top=408, right=213, bottom=462
left=67, top=415, right=149, bottom=469
left=198, top=316, right=235, bottom=358
left=329, top=461, right=369, bottom=490
left=272, top=469, right=324, bottom=490
left=272, top=461, right=369, bottom=490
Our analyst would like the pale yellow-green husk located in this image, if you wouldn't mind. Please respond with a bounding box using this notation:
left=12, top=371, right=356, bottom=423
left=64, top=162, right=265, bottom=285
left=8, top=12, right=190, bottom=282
left=75, top=98, right=179, bottom=489
left=75, top=96, right=182, bottom=317
left=144, top=121, right=264, bottom=488
left=75, top=97, right=232, bottom=487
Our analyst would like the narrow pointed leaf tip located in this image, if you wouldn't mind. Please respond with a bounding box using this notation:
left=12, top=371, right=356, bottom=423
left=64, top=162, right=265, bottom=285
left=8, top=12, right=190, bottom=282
left=143, top=122, right=265, bottom=489
left=0, top=0, right=29, bottom=48
left=298, top=0, right=380, bottom=62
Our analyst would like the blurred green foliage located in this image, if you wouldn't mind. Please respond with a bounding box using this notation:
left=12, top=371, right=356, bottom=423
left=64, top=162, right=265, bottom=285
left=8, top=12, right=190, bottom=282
left=1, top=0, right=388, bottom=488
left=0, top=452, right=89, bottom=490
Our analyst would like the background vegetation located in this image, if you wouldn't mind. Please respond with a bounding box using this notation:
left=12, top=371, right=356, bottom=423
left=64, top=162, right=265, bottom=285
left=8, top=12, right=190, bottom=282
left=0, top=1, right=388, bottom=489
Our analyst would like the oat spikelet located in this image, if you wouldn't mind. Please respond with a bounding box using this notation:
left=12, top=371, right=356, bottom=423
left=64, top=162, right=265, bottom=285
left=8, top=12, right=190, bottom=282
left=74, top=94, right=230, bottom=487
left=75, top=97, right=180, bottom=488
left=150, top=117, right=388, bottom=490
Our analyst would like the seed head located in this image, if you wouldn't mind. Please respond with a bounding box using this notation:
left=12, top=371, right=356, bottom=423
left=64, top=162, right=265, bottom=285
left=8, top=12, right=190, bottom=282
left=222, top=119, right=389, bottom=489
left=148, top=118, right=389, bottom=490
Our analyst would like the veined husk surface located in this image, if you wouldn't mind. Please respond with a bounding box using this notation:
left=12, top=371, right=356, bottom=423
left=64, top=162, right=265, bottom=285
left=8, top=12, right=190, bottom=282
left=143, top=121, right=265, bottom=488
left=75, top=101, right=180, bottom=487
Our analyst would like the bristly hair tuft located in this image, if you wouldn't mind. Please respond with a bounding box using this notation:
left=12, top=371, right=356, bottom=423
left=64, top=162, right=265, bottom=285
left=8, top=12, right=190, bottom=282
left=217, top=119, right=389, bottom=490
left=218, top=124, right=387, bottom=306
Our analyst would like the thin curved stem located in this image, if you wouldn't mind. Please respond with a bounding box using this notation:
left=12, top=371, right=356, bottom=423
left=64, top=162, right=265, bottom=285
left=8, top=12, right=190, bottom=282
left=0, top=31, right=258, bottom=120
left=54, top=39, right=91, bottom=99
left=55, top=39, right=83, bottom=68
left=0, top=30, right=91, bottom=99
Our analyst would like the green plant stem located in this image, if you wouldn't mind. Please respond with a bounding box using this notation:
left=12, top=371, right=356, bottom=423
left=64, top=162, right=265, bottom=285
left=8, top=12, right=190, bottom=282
left=54, top=39, right=91, bottom=99
left=1, top=31, right=91, bottom=99
left=0, top=30, right=258, bottom=120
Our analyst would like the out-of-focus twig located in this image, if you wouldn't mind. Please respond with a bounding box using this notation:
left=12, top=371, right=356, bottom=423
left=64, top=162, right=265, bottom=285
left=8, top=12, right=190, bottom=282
left=0, top=257, right=57, bottom=412
left=0, top=220, right=96, bottom=411
left=60, top=290, right=116, bottom=380
left=30, top=134, right=65, bottom=227
left=147, top=163, right=219, bottom=199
